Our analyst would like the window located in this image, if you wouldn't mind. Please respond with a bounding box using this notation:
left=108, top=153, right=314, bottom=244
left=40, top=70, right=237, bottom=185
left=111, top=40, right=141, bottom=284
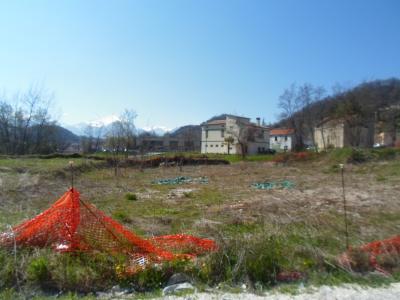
left=284, top=136, right=288, bottom=141
left=221, top=129, right=225, bottom=138
left=216, top=144, right=219, bottom=147
left=274, top=136, right=277, bottom=141
left=210, top=145, right=213, bottom=147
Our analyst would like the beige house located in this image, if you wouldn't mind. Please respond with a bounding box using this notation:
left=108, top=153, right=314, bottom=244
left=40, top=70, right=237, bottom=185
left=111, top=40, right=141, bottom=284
left=201, top=115, right=269, bottom=155
left=269, top=128, right=295, bottom=151
left=314, top=118, right=372, bottom=150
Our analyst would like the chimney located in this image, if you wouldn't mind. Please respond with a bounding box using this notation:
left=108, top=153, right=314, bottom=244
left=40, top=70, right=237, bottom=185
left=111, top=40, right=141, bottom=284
left=256, top=117, right=260, bottom=126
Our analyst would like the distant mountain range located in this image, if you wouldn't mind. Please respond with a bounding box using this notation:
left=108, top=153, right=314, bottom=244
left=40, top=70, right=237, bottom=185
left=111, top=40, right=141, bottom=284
left=63, top=122, right=173, bottom=137
left=41, top=123, right=200, bottom=147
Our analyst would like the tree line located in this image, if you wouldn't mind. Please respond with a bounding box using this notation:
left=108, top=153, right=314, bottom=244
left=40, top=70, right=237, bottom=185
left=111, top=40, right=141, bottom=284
left=0, top=88, right=71, bottom=155
left=276, top=78, right=400, bottom=149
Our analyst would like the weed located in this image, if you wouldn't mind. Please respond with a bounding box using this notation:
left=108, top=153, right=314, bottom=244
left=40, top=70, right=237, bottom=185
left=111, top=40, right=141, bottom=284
left=183, top=191, right=193, bottom=198
left=348, top=149, right=369, bottom=164
left=376, top=175, right=387, bottom=181
left=27, top=256, right=51, bottom=283
left=125, top=193, right=138, bottom=201
left=113, top=210, right=133, bottom=223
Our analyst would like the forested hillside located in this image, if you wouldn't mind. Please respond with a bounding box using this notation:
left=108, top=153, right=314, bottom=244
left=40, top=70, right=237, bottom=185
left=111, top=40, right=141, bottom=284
left=275, top=78, right=400, bottom=148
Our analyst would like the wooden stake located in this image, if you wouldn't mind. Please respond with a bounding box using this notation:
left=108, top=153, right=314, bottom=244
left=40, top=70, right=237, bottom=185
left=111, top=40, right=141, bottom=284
left=339, top=163, right=349, bottom=250
left=69, top=161, right=74, bottom=190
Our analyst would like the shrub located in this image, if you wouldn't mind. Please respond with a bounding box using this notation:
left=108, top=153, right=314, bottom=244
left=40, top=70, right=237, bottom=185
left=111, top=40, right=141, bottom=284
left=273, top=153, right=290, bottom=164
left=125, top=193, right=138, bottom=201
left=373, top=148, right=398, bottom=160
left=49, top=252, right=123, bottom=293
left=183, top=192, right=193, bottom=198
left=347, top=149, right=368, bottom=164
left=0, top=250, right=17, bottom=289
left=198, top=232, right=288, bottom=286
left=27, top=256, right=50, bottom=283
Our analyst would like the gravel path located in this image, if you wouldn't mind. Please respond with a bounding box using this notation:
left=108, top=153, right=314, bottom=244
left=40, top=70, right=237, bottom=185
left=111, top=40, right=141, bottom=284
left=162, top=283, right=400, bottom=300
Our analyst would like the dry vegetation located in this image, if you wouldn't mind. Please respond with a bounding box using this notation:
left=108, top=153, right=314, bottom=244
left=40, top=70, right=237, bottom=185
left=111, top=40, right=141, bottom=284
left=1, top=149, right=400, bottom=298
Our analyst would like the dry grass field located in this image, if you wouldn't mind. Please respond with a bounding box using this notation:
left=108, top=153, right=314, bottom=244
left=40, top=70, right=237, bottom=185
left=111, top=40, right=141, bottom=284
left=1, top=149, right=400, bottom=298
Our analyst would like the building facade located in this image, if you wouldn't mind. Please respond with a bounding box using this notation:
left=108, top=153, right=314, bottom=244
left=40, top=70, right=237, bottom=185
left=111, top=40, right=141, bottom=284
left=201, top=115, right=269, bottom=155
left=269, top=129, right=294, bottom=151
left=135, top=125, right=201, bottom=152
left=314, top=118, right=373, bottom=150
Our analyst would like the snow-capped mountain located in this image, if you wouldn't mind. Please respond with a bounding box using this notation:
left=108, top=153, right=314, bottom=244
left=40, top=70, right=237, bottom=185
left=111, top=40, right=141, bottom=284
left=63, top=118, right=172, bottom=137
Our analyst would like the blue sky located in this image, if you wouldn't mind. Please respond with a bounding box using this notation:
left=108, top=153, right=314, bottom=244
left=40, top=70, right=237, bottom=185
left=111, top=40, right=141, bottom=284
left=0, top=0, right=399, bottom=129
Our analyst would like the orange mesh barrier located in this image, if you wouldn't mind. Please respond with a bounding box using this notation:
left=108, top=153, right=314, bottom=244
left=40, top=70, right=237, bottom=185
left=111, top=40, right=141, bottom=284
left=0, top=189, right=216, bottom=269
left=359, top=235, right=400, bottom=272
left=339, top=235, right=400, bottom=274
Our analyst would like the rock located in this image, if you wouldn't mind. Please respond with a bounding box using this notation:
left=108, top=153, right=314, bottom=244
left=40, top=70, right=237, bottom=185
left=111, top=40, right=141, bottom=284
left=95, top=291, right=111, bottom=299
left=167, top=188, right=195, bottom=198
left=110, top=285, right=134, bottom=297
left=162, top=282, right=195, bottom=295
left=167, top=273, right=192, bottom=286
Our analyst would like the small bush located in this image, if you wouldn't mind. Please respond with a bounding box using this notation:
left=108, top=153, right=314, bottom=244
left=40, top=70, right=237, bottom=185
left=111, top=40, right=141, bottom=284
left=198, top=232, right=288, bottom=286
left=27, top=256, right=50, bottom=283
left=125, top=193, right=138, bottom=201
left=347, top=149, right=368, bottom=164
left=373, top=148, right=398, bottom=160
left=49, top=252, right=123, bottom=293
left=273, top=153, right=290, bottom=164
left=0, top=250, right=17, bottom=289
left=183, top=192, right=193, bottom=198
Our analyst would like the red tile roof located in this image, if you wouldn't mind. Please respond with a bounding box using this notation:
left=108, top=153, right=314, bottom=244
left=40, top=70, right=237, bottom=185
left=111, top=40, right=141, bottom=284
left=270, top=128, right=294, bottom=135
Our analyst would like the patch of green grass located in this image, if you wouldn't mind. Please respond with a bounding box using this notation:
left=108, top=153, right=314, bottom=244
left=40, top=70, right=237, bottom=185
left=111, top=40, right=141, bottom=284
left=0, top=157, right=103, bottom=176
left=113, top=210, right=133, bottom=223
left=223, top=222, right=261, bottom=235
left=376, top=175, right=387, bottom=181
left=125, top=193, right=138, bottom=201
left=192, top=187, right=225, bottom=206
left=322, top=147, right=354, bottom=163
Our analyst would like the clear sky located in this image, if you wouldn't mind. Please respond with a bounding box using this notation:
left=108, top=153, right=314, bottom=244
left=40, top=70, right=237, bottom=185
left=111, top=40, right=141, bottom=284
left=0, top=0, right=399, bottom=129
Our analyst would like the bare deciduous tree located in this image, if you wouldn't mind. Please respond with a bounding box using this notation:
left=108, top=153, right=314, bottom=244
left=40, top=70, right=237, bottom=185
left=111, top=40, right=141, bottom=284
left=226, top=119, right=254, bottom=159
left=104, top=109, right=137, bottom=176
left=0, top=87, right=59, bottom=155
left=224, top=136, right=234, bottom=155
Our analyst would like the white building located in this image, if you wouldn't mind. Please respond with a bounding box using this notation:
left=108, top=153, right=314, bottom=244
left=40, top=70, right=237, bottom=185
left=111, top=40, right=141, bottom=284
left=269, top=128, right=295, bottom=151
left=201, top=115, right=270, bottom=155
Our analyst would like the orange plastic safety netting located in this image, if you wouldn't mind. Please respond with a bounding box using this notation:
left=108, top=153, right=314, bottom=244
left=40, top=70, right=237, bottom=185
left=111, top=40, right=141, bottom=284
left=339, top=235, right=400, bottom=274
left=0, top=189, right=217, bottom=268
